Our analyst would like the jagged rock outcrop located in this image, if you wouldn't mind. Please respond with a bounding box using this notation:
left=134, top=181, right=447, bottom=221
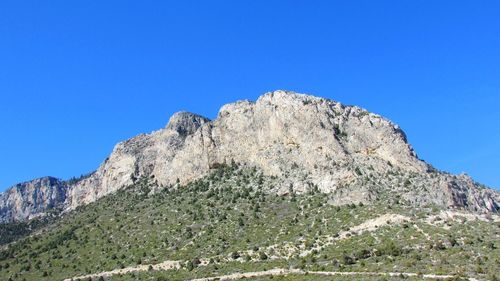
left=66, top=112, right=210, bottom=208
left=0, top=177, right=67, bottom=222
left=1, top=90, right=498, bottom=222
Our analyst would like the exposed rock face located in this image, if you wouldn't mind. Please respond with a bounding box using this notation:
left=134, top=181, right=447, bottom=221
left=66, top=112, right=210, bottom=208
left=0, top=177, right=67, bottom=222
left=1, top=90, right=498, bottom=222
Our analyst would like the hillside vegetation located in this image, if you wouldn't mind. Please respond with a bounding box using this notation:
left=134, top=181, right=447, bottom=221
left=1, top=163, right=499, bottom=281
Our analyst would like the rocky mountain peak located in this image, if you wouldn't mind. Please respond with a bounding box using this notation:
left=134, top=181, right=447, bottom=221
left=1, top=91, right=499, bottom=222
left=258, top=90, right=329, bottom=106
left=166, top=111, right=210, bottom=136
left=0, top=177, right=67, bottom=222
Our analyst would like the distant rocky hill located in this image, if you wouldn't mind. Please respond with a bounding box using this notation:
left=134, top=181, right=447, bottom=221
left=0, top=177, right=67, bottom=222
left=1, top=90, right=498, bottom=222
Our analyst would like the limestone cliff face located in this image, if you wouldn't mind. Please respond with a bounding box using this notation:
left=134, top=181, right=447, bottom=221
left=1, top=90, right=498, bottom=222
left=0, top=177, right=67, bottom=222
left=66, top=112, right=210, bottom=208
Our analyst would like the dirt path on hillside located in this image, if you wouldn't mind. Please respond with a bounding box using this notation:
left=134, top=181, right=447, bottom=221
left=189, top=268, right=462, bottom=281
left=63, top=260, right=181, bottom=281
left=298, top=213, right=409, bottom=257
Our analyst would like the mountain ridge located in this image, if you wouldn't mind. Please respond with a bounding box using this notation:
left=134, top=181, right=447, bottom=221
left=1, top=90, right=498, bottom=222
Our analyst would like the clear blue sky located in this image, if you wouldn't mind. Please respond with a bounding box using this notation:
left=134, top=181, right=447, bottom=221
left=0, top=1, right=499, bottom=191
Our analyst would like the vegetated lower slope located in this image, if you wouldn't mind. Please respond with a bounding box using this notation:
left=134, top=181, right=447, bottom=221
left=0, top=214, right=56, bottom=245
left=1, top=163, right=498, bottom=281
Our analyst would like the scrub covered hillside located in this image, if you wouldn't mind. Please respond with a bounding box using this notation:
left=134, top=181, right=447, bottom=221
left=1, top=163, right=498, bottom=281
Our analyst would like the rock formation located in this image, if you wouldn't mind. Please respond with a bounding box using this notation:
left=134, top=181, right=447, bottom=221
left=1, top=90, right=498, bottom=222
left=0, top=177, right=67, bottom=222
